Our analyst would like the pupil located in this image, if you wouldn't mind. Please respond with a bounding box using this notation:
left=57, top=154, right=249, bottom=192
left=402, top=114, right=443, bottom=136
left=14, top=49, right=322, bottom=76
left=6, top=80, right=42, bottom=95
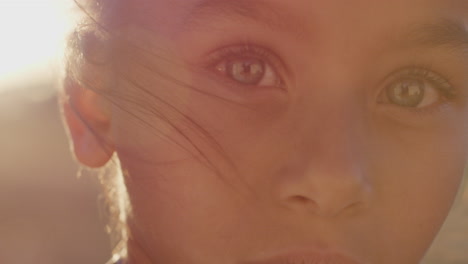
left=387, top=79, right=425, bottom=107
left=228, top=58, right=265, bottom=84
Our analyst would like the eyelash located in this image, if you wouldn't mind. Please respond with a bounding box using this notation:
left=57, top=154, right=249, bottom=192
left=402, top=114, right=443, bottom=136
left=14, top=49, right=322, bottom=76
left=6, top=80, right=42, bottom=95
left=204, top=44, right=460, bottom=114
left=394, top=65, right=456, bottom=99
left=380, top=65, right=458, bottom=113
left=205, top=44, right=286, bottom=86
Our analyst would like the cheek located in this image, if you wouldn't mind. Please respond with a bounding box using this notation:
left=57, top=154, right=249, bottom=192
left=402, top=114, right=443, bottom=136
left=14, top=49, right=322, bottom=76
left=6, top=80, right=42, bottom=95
left=108, top=80, right=263, bottom=262
left=117, top=147, right=268, bottom=264
left=115, top=141, right=234, bottom=263
left=373, top=120, right=468, bottom=198
left=368, top=120, right=468, bottom=261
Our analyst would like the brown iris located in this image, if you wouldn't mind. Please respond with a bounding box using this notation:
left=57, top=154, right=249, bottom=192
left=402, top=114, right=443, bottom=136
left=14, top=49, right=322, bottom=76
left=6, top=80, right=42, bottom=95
left=226, top=58, right=265, bottom=85
left=386, top=78, right=425, bottom=107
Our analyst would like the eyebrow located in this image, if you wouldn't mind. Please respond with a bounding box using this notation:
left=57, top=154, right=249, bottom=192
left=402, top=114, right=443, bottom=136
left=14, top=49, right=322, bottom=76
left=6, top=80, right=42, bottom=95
left=184, top=0, right=468, bottom=56
left=404, top=18, right=468, bottom=55
left=184, top=0, right=308, bottom=40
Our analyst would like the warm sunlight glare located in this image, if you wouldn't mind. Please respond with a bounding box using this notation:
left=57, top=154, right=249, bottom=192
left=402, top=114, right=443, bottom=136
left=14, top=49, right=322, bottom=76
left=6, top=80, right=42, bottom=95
left=0, top=0, right=72, bottom=92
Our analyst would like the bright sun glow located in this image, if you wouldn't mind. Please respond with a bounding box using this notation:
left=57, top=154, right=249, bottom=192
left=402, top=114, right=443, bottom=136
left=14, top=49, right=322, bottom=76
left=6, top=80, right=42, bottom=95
left=0, top=0, right=73, bottom=92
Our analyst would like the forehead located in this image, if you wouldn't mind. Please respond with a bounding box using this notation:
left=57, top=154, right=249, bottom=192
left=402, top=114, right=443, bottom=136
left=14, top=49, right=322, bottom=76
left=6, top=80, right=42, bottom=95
left=132, top=0, right=465, bottom=36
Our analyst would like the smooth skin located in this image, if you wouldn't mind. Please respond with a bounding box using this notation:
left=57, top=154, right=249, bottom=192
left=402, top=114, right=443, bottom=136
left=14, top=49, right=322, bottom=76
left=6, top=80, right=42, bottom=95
left=62, top=0, right=468, bottom=263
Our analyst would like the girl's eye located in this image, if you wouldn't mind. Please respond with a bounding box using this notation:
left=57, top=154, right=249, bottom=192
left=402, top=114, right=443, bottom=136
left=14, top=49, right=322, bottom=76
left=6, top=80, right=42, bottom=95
left=378, top=67, right=455, bottom=109
left=207, top=45, right=284, bottom=88
left=386, top=78, right=430, bottom=107
left=215, top=57, right=281, bottom=87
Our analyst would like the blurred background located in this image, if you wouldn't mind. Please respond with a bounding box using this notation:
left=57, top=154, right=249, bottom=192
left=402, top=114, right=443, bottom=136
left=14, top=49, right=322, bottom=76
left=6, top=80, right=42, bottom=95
left=0, top=1, right=110, bottom=263
left=0, top=1, right=466, bottom=263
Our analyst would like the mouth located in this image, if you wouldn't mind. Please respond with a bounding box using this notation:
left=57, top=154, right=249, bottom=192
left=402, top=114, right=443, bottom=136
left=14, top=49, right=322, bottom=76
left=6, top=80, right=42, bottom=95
left=242, top=249, right=361, bottom=264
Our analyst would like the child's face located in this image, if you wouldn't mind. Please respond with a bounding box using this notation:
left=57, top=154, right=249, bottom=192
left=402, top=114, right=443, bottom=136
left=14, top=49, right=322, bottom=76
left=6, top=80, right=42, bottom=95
left=108, top=0, right=467, bottom=263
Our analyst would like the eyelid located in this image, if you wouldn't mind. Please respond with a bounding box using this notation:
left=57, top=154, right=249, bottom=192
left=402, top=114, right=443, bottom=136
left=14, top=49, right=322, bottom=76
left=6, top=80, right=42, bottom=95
left=396, top=66, right=455, bottom=98
left=204, top=43, right=290, bottom=88
left=389, top=65, right=455, bottom=92
left=377, top=65, right=457, bottom=104
left=376, top=65, right=460, bottom=117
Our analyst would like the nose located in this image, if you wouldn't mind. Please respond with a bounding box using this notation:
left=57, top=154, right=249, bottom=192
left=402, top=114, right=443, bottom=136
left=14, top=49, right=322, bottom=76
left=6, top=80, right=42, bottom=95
left=278, top=156, right=371, bottom=218
left=276, top=105, right=372, bottom=218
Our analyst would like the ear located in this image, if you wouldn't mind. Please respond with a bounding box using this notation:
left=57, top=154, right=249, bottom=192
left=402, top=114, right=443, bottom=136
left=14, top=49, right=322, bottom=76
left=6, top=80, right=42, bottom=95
left=61, top=77, right=115, bottom=168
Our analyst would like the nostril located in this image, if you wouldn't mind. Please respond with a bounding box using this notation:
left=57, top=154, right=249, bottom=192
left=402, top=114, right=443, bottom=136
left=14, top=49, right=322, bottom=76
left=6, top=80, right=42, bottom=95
left=290, top=195, right=310, bottom=204
left=287, top=195, right=320, bottom=211
left=285, top=192, right=368, bottom=218
left=275, top=161, right=373, bottom=218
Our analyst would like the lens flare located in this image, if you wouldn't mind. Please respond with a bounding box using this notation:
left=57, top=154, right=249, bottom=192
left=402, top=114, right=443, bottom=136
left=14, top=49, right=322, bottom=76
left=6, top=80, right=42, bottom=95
left=0, top=0, right=73, bottom=94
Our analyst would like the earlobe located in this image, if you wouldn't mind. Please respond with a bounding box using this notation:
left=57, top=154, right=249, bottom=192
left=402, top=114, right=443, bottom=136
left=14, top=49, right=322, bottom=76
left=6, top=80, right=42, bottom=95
left=61, top=78, right=115, bottom=168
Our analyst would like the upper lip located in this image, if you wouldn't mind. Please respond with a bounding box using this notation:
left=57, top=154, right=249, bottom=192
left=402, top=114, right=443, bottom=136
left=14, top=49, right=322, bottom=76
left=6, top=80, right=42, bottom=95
left=242, top=249, right=362, bottom=264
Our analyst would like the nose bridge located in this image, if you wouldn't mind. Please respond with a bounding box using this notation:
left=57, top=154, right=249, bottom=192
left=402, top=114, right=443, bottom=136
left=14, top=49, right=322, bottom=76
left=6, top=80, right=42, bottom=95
left=314, top=97, right=362, bottom=167
left=279, top=96, right=371, bottom=217
left=315, top=100, right=368, bottom=202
